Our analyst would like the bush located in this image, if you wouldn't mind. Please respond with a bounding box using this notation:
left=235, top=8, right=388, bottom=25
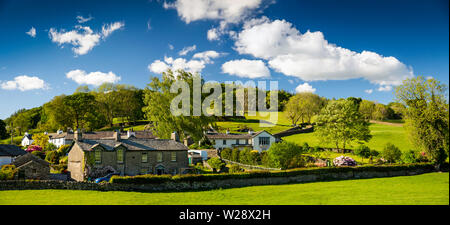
left=57, top=145, right=71, bottom=155
left=207, top=157, right=225, bottom=172
left=267, top=141, right=304, bottom=169
left=26, top=145, right=42, bottom=153
left=229, top=164, right=243, bottom=173
left=370, top=149, right=380, bottom=157
left=354, top=145, right=371, bottom=160
left=45, top=150, right=60, bottom=164
left=382, top=143, right=402, bottom=163
left=402, top=150, right=418, bottom=164
left=231, top=148, right=240, bottom=162
left=333, top=156, right=357, bottom=166
left=31, top=150, right=46, bottom=160
left=221, top=148, right=232, bottom=160
left=0, top=165, right=17, bottom=180
left=45, top=143, right=58, bottom=151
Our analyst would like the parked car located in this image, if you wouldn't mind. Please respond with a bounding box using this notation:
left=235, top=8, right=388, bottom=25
left=94, top=172, right=120, bottom=183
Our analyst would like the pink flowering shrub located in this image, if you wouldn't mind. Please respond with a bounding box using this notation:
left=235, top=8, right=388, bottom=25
left=333, top=156, right=357, bottom=166
left=26, top=145, right=43, bottom=153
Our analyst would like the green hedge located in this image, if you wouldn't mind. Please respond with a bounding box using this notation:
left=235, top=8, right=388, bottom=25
left=110, top=163, right=437, bottom=185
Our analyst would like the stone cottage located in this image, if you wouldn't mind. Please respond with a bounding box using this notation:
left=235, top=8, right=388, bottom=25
left=11, top=153, right=50, bottom=180
left=67, top=130, right=189, bottom=182
left=206, top=130, right=277, bottom=152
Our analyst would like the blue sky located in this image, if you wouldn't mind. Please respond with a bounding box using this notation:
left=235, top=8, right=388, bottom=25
left=0, top=0, right=448, bottom=119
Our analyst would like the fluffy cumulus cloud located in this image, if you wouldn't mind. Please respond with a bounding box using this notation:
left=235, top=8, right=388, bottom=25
left=234, top=17, right=414, bottom=89
left=149, top=50, right=225, bottom=74
left=66, top=69, right=121, bottom=86
left=164, top=0, right=266, bottom=41
left=1, top=75, right=48, bottom=91
left=222, top=59, right=270, bottom=78
left=49, top=21, right=124, bottom=56
left=26, top=27, right=36, bottom=38
left=295, top=83, right=316, bottom=93
left=365, top=89, right=373, bottom=94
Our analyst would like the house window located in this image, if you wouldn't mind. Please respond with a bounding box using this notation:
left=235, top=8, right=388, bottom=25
left=142, top=152, right=148, bottom=163
left=259, top=137, right=270, bottom=145
left=117, top=149, right=124, bottom=163
left=157, top=152, right=163, bottom=162
left=223, top=140, right=226, bottom=145
left=94, top=149, right=102, bottom=163
left=236, top=139, right=239, bottom=145
left=171, top=152, right=177, bottom=162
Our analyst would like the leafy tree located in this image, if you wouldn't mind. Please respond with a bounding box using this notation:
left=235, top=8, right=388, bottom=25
left=231, top=148, right=240, bottom=162
left=143, top=69, right=216, bottom=141
left=359, top=100, right=376, bottom=120
left=315, top=99, right=372, bottom=151
left=284, top=92, right=325, bottom=126
left=0, top=119, right=8, bottom=139
left=41, top=95, right=74, bottom=131
left=32, top=133, right=49, bottom=149
left=382, top=143, right=402, bottom=163
left=395, top=76, right=449, bottom=167
left=207, top=157, right=225, bottom=172
left=354, top=144, right=371, bottom=162
left=267, top=141, right=304, bottom=169
left=220, top=148, right=232, bottom=160
left=63, top=92, right=96, bottom=129
left=402, top=150, right=418, bottom=163
left=372, top=103, right=394, bottom=121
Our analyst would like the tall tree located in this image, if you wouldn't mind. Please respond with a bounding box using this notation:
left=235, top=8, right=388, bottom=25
left=0, top=119, right=8, bottom=139
left=143, top=69, right=216, bottom=141
left=284, top=92, right=325, bottom=125
left=315, top=99, right=372, bottom=151
left=395, top=76, right=449, bottom=167
left=359, top=100, right=376, bottom=120
left=63, top=92, right=96, bottom=129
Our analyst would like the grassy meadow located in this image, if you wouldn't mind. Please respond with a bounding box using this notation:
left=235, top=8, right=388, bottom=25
left=0, top=172, right=447, bottom=205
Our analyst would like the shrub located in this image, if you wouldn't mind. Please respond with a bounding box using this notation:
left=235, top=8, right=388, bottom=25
left=231, top=148, right=240, bottom=162
left=31, top=150, right=46, bottom=160
left=207, top=157, right=225, bottom=172
left=229, top=164, right=243, bottom=173
left=45, top=143, right=58, bottom=151
left=0, top=165, right=17, bottom=180
left=239, top=148, right=251, bottom=164
left=267, top=141, right=304, bottom=169
left=402, top=150, right=418, bottom=164
left=333, top=156, right=357, bottom=166
left=189, top=143, right=199, bottom=149
left=370, top=149, right=380, bottom=157
left=26, top=145, right=42, bottom=153
left=221, top=148, right=232, bottom=160
left=45, top=150, right=60, bottom=164
left=382, top=143, right=402, bottom=163
left=57, top=145, right=71, bottom=155
left=301, top=142, right=310, bottom=152
left=59, top=156, right=68, bottom=164
left=354, top=144, right=371, bottom=161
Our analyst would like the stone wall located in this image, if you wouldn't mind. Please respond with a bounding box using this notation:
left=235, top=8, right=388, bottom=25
left=0, top=167, right=434, bottom=192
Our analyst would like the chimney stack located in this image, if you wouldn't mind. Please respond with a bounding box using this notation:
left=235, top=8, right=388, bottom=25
left=226, top=129, right=230, bottom=134
left=171, top=131, right=180, bottom=142
left=114, top=130, right=121, bottom=141
left=74, top=129, right=82, bottom=141
left=127, top=128, right=135, bottom=138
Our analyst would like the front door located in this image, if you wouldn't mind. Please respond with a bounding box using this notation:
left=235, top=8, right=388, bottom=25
left=155, top=165, right=165, bottom=175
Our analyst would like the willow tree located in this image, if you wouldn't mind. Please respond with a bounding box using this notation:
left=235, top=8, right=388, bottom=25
left=395, top=76, right=449, bottom=167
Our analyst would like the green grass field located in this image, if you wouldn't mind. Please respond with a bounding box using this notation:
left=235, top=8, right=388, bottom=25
left=0, top=172, right=447, bottom=205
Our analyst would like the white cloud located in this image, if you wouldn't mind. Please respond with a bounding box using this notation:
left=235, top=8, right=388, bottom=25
left=207, top=28, right=219, bottom=41
left=101, top=21, right=125, bottom=38
left=149, top=57, right=205, bottom=74
left=168, top=44, right=174, bottom=50
left=1, top=75, right=48, bottom=91
left=164, top=0, right=267, bottom=41
left=164, top=0, right=263, bottom=24
left=178, top=45, right=196, bottom=56
left=66, top=69, right=121, bottom=86
left=222, top=59, right=270, bottom=78
left=234, top=17, right=414, bottom=88
left=76, top=15, right=93, bottom=23
left=147, top=19, right=152, bottom=30
left=49, top=21, right=124, bottom=56
left=377, top=85, right=392, bottom=92
left=295, top=83, right=316, bottom=93
left=192, top=50, right=223, bottom=63
left=26, top=27, right=36, bottom=38
left=365, top=89, right=373, bottom=94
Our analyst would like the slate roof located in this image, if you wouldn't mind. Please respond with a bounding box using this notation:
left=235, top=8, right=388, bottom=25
left=0, top=145, right=27, bottom=157
left=75, top=138, right=188, bottom=151
left=50, top=131, right=156, bottom=140
left=205, top=130, right=268, bottom=140
left=12, top=153, right=49, bottom=167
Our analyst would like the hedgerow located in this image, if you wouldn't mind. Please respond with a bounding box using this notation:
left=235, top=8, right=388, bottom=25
left=109, top=163, right=437, bottom=184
